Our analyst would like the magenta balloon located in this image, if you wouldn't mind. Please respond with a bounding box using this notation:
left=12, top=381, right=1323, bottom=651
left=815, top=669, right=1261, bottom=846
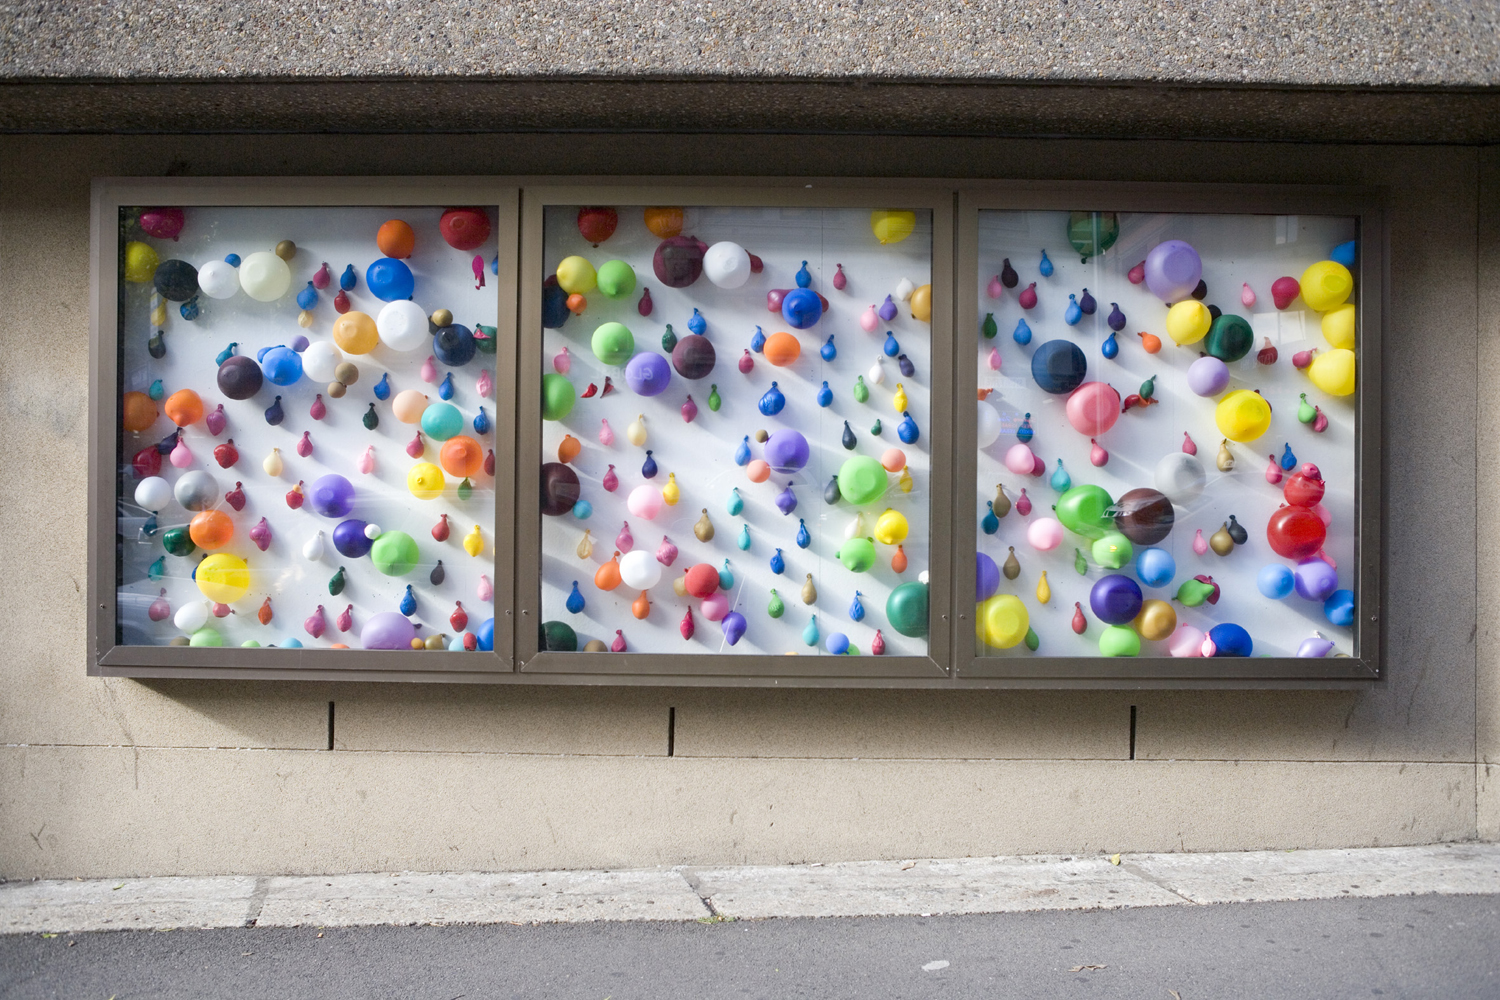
left=977, top=552, right=1000, bottom=601
left=763, top=429, right=810, bottom=472
left=1187, top=356, right=1231, bottom=397
left=1144, top=240, right=1203, bottom=303
left=308, top=474, right=356, bottom=518
left=624, top=351, right=672, bottom=396
left=362, top=611, right=416, bottom=649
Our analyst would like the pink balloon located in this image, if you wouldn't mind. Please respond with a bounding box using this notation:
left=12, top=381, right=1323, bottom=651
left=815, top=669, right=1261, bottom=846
left=701, top=592, right=729, bottom=622
left=1065, top=382, right=1121, bottom=437
left=1312, top=503, right=1332, bottom=525
left=1026, top=517, right=1064, bottom=551
left=1168, top=624, right=1206, bottom=658
left=626, top=485, right=663, bottom=520
left=1004, top=443, right=1038, bottom=476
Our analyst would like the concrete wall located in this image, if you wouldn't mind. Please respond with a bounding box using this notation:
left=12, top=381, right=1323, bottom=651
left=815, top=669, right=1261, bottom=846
left=0, top=134, right=1490, bottom=878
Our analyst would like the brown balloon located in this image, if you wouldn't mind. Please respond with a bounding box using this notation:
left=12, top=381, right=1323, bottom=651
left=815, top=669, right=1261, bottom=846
left=540, top=462, right=581, bottom=516
left=1113, top=487, right=1175, bottom=546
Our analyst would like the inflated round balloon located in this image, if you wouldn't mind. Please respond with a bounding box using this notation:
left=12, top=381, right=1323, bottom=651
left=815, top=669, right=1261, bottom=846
left=644, top=206, right=683, bottom=239
left=433, top=324, right=476, bottom=367
left=393, top=390, right=429, bottom=423
left=124, top=241, right=160, bottom=284
left=540, top=373, right=576, bottom=421
left=886, top=580, right=929, bottom=636
left=1099, top=624, right=1141, bottom=657
left=685, top=563, right=720, bottom=598
left=134, top=476, right=173, bottom=511
left=174, top=470, right=219, bottom=511
left=1324, top=588, right=1355, bottom=627
left=1266, top=505, right=1326, bottom=560
left=909, top=284, right=932, bottom=322
left=217, top=355, right=264, bottom=400
left=239, top=250, right=291, bottom=301
left=163, top=389, right=204, bottom=427
left=1030, top=340, right=1087, bottom=395
left=333, top=518, right=374, bottom=558
left=1090, top=574, right=1143, bottom=625
left=1135, top=547, right=1176, bottom=588
left=1004, top=444, right=1037, bottom=476
left=977, top=401, right=1002, bottom=448
left=1308, top=348, right=1356, bottom=396
left=1187, top=356, right=1230, bottom=397
left=976, top=552, right=1001, bottom=601
left=1026, top=517, right=1064, bottom=551
left=596, top=259, right=636, bottom=299
left=174, top=602, right=209, bottom=634
left=1257, top=563, right=1295, bottom=599
left=880, top=448, right=907, bottom=472
left=1144, top=239, right=1202, bottom=303
left=1322, top=303, right=1356, bottom=350
left=332, top=311, right=379, bottom=355
left=653, top=236, right=707, bottom=288
left=577, top=206, right=617, bottom=245
left=627, top=484, right=664, bottom=520
left=440, top=207, right=491, bottom=251
left=139, top=207, right=184, bottom=241
left=362, top=611, right=417, bottom=650
left=540, top=462, right=580, bottom=516
left=1168, top=624, right=1206, bottom=658
left=670, top=334, right=715, bottom=379
left=870, top=210, right=916, bottom=245
left=474, top=617, right=497, bottom=651
left=625, top=352, right=672, bottom=396
left=763, top=331, right=802, bottom=366
left=838, top=537, right=876, bottom=572
left=188, top=510, right=233, bottom=550
left=1056, top=484, right=1114, bottom=539
left=1299, top=260, right=1353, bottom=312
left=1065, top=382, right=1121, bottom=436
left=1113, top=488, right=1175, bottom=545
left=407, top=461, right=446, bottom=500
left=1208, top=623, right=1253, bottom=657
left=123, top=391, right=157, bottom=432
left=369, top=530, right=419, bottom=576
left=825, top=632, right=849, bottom=655
left=539, top=619, right=576, bottom=651
left=1165, top=300, right=1211, bottom=346
left=746, top=460, right=770, bottom=483
left=377, top=219, right=416, bottom=258
left=196, top=553, right=249, bottom=604
left=301, top=341, right=343, bottom=382
left=1154, top=452, right=1206, bottom=507
left=306, top=474, right=354, bottom=518
left=764, top=430, right=810, bottom=473
left=1091, top=531, right=1133, bottom=570
left=1215, top=389, right=1273, bottom=442
left=703, top=241, right=752, bottom=288
left=592, top=322, right=635, bottom=366
left=618, top=549, right=663, bottom=591
left=197, top=258, right=239, bottom=299
left=979, top=594, right=1028, bottom=648
left=440, top=435, right=483, bottom=477
left=365, top=258, right=415, bottom=303
left=780, top=288, right=822, bottom=329
left=190, top=626, right=225, bottom=647
left=556, top=256, right=597, bottom=295
left=1205, top=314, right=1254, bottom=362
left=874, top=508, right=909, bottom=545
left=373, top=299, right=428, bottom=352
left=1133, top=599, right=1177, bottom=641
left=1294, top=558, right=1339, bottom=601
left=837, top=456, right=888, bottom=506
left=542, top=276, right=569, bottom=329
left=260, top=345, right=303, bottom=386
left=153, top=259, right=198, bottom=301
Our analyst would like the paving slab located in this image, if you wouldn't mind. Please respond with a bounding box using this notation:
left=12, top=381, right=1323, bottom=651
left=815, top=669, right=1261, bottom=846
left=0, top=875, right=259, bottom=933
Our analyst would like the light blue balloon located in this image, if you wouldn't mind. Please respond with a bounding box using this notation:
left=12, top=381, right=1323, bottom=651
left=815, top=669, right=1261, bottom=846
left=1135, top=547, right=1176, bottom=588
left=1257, top=564, right=1295, bottom=600
left=825, top=632, right=849, bottom=655
left=572, top=500, right=593, bottom=519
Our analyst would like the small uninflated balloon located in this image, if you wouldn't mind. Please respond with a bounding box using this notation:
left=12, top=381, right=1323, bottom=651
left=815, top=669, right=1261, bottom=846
left=694, top=509, right=715, bottom=542
left=263, top=448, right=284, bottom=477
left=737, top=523, right=752, bottom=550
left=626, top=414, right=648, bottom=447
left=1002, top=546, right=1021, bottom=580
left=1217, top=439, right=1235, bottom=472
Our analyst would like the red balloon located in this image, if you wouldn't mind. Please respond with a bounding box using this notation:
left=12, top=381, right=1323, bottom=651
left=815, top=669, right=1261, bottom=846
left=1284, top=463, right=1326, bottom=507
left=440, top=207, right=491, bottom=251
left=1065, top=382, right=1121, bottom=437
left=1266, top=506, right=1327, bottom=560
left=577, top=206, right=618, bottom=246
left=684, top=563, right=720, bottom=599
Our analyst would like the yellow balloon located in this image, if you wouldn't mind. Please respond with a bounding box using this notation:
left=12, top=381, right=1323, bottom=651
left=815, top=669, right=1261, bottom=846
left=1133, top=599, right=1177, bottom=641
left=1308, top=348, right=1357, bottom=396
left=556, top=255, right=598, bottom=295
left=1215, top=389, right=1272, bottom=442
left=196, top=554, right=249, bottom=604
left=873, top=508, right=910, bottom=545
left=1165, top=300, right=1211, bottom=346
left=909, top=283, right=932, bottom=322
left=124, top=241, right=160, bottom=284
left=463, top=523, right=484, bottom=557
left=1322, top=303, right=1356, bottom=350
left=407, top=461, right=446, bottom=499
left=332, top=311, right=378, bottom=355
left=978, top=594, right=1028, bottom=649
left=871, top=210, right=916, bottom=245
left=1299, top=260, right=1353, bottom=312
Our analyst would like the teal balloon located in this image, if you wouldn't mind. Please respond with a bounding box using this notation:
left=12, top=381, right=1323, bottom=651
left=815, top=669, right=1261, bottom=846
left=420, top=402, right=465, bottom=441
left=886, top=581, right=929, bottom=637
left=802, top=616, right=820, bottom=647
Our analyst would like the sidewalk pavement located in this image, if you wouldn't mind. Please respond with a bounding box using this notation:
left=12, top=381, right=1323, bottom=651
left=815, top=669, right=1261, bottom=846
left=3, top=842, right=1498, bottom=935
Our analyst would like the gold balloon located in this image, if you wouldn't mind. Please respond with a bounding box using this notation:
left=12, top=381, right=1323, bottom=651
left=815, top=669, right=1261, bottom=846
left=430, top=308, right=453, bottom=328
left=801, top=573, right=817, bottom=604
left=693, top=509, right=714, bottom=542
left=1133, top=599, right=1177, bottom=641
left=909, top=283, right=932, bottom=322
left=1210, top=523, right=1235, bottom=556
left=1003, top=546, right=1021, bottom=580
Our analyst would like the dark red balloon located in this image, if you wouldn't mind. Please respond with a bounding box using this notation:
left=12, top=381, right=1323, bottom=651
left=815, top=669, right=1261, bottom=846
left=540, top=462, right=580, bottom=517
left=1113, top=487, right=1175, bottom=545
left=440, top=207, right=491, bottom=251
left=653, top=236, right=707, bottom=288
left=671, top=334, right=716, bottom=379
left=217, top=355, right=263, bottom=400
left=577, top=206, right=618, bottom=246
left=1266, top=506, right=1327, bottom=560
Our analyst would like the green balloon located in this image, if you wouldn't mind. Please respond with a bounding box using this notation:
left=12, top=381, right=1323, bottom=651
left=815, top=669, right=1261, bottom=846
left=540, top=620, right=578, bottom=651
left=981, top=313, right=997, bottom=339
left=371, top=530, right=419, bottom=576
left=541, top=373, right=576, bottom=421
left=162, top=526, right=196, bottom=557
left=1055, top=484, right=1114, bottom=539
left=1091, top=531, right=1133, bottom=570
left=1024, top=626, right=1040, bottom=651
left=240, top=640, right=261, bottom=647
left=1099, top=624, right=1140, bottom=657
left=1206, top=314, right=1254, bottom=363
left=596, top=260, right=637, bottom=299
left=190, top=626, right=224, bottom=647
left=886, top=581, right=929, bottom=638
left=837, top=456, right=888, bottom=506
left=1176, top=578, right=1216, bottom=607
left=419, top=401, right=464, bottom=441
left=1067, top=211, right=1120, bottom=262
left=591, top=321, right=635, bottom=366
left=837, top=537, right=876, bottom=573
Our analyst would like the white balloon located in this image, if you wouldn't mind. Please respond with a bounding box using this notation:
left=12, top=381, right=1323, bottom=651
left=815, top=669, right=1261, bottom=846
left=895, top=277, right=915, bottom=302
left=134, top=476, right=173, bottom=511
left=1155, top=452, right=1207, bottom=507
left=302, top=530, right=326, bottom=561
left=239, top=251, right=291, bottom=302
left=703, top=241, right=751, bottom=289
left=301, top=341, right=343, bottom=382
left=868, top=357, right=885, bottom=384
left=377, top=299, right=430, bottom=351
left=174, top=602, right=208, bottom=633
left=197, top=259, right=240, bottom=299
left=618, top=549, right=662, bottom=590
left=173, top=470, right=219, bottom=512
left=976, top=400, right=1002, bottom=448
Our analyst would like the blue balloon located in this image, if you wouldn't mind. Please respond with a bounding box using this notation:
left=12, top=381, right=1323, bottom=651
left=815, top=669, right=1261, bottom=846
left=781, top=288, right=823, bottom=329
left=542, top=276, right=570, bottom=329
left=433, top=324, right=477, bottom=367
left=883, top=331, right=900, bottom=357
left=750, top=325, right=766, bottom=353
left=1012, top=319, right=1032, bottom=345
left=572, top=500, right=593, bottom=519
left=259, top=345, right=303, bottom=386
left=476, top=617, right=495, bottom=651
left=296, top=281, right=319, bottom=310
left=340, top=263, right=357, bottom=290
left=1324, top=589, right=1355, bottom=627
left=1135, top=547, right=1176, bottom=588
left=1208, top=623, right=1253, bottom=657
left=224, top=253, right=241, bottom=267
left=1330, top=240, right=1357, bottom=268
left=366, top=257, right=415, bottom=302
left=976, top=552, right=1000, bottom=601
left=825, top=632, right=850, bottom=655
left=1030, top=340, right=1088, bottom=394
left=1257, top=564, right=1295, bottom=600
left=759, top=382, right=786, bottom=416
left=282, top=637, right=304, bottom=649
left=820, top=335, right=837, bottom=361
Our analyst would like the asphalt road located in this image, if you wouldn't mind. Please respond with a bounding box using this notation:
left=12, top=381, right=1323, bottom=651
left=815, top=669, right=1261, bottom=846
left=2, top=893, right=1497, bottom=1000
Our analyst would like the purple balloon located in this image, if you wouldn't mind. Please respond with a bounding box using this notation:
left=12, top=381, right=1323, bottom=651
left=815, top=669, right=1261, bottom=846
left=1089, top=574, right=1143, bottom=625
left=977, top=552, right=1000, bottom=601
left=1187, top=356, right=1231, bottom=397
left=721, top=611, right=747, bottom=646
left=625, top=351, right=672, bottom=396
left=308, top=474, right=356, bottom=518
left=332, top=518, right=374, bottom=558
left=1294, top=559, right=1339, bottom=602
left=1144, top=240, right=1203, bottom=303
left=362, top=611, right=416, bottom=650
left=764, top=429, right=810, bottom=472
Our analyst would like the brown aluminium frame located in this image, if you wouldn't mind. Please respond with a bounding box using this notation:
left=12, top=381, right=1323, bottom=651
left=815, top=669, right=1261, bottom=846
left=515, top=183, right=956, bottom=682
left=954, top=182, right=1384, bottom=686
left=88, top=177, right=520, bottom=682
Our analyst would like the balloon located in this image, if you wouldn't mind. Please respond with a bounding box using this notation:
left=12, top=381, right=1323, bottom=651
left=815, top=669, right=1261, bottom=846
left=1064, top=382, right=1120, bottom=436
left=664, top=335, right=715, bottom=381
left=887, top=581, right=928, bottom=636
left=764, top=430, right=810, bottom=473
left=595, top=259, right=636, bottom=299
left=139, top=207, right=184, bottom=241
left=122, top=391, right=158, bottom=432
left=1165, top=300, right=1212, bottom=346
left=217, top=355, right=264, bottom=400
left=542, top=275, right=570, bottom=329
left=1091, top=531, right=1133, bottom=570
left=1099, top=624, right=1141, bottom=657
left=1030, top=340, right=1087, bottom=395
left=542, top=373, right=576, bottom=421
left=189, top=626, right=224, bottom=647
left=1324, top=589, right=1355, bottom=627
left=301, top=341, right=343, bottom=382
left=1257, top=563, right=1295, bottom=599
left=163, top=389, right=203, bottom=427
left=195, top=258, right=237, bottom=299
left=1323, top=303, right=1356, bottom=350
left=406, top=461, right=446, bottom=500
left=1154, top=452, right=1206, bottom=507
left=541, top=463, right=580, bottom=516
left=1294, top=559, right=1339, bottom=601
left=1113, top=488, right=1175, bottom=545
left=239, top=250, right=291, bottom=301
left=1187, top=356, right=1230, bottom=397
left=625, top=352, right=672, bottom=396
left=874, top=508, right=909, bottom=545
left=188, top=509, right=233, bottom=550
left=371, top=530, right=420, bottom=576
left=333, top=519, right=374, bottom=558
left=174, top=601, right=208, bottom=633
left=370, top=299, right=427, bottom=352
left=1132, top=599, right=1176, bottom=641
left=332, top=311, right=379, bottom=355
left=440, top=207, right=490, bottom=251
left=420, top=402, right=464, bottom=441
left=627, top=485, right=664, bottom=520
left=577, top=206, right=618, bottom=246
left=309, top=474, right=356, bottom=517
left=124, top=241, right=161, bottom=283
left=837, top=456, right=888, bottom=506
left=259, top=345, right=303, bottom=386
left=152, top=259, right=198, bottom=301
left=685, top=563, right=720, bottom=598
left=1090, top=574, right=1142, bottom=625
left=538, top=620, right=576, bottom=651
left=1300, top=260, right=1353, bottom=312
left=880, top=448, right=907, bottom=473
left=978, top=594, right=1028, bottom=649
left=1135, top=547, right=1176, bottom=588
left=1266, top=506, right=1327, bottom=560
left=1004, top=444, right=1038, bottom=476
left=653, top=236, right=707, bottom=287
left=1144, top=240, right=1202, bottom=303
left=173, top=470, right=219, bottom=511
left=592, top=322, right=635, bottom=366
left=1215, top=389, right=1273, bottom=442
left=196, top=553, right=249, bottom=603
left=644, top=206, right=683, bottom=239
left=1205, top=314, right=1254, bottom=362
left=838, top=537, right=876, bottom=572
left=1308, top=348, right=1357, bottom=396
left=703, top=242, right=752, bottom=288
left=1027, top=517, right=1064, bottom=551
left=762, top=331, right=801, bottom=367
left=134, top=476, right=173, bottom=511
left=909, top=283, right=932, bottom=322
left=1208, top=623, right=1253, bottom=657
left=870, top=210, right=916, bottom=245
left=613, top=550, right=660, bottom=591
left=556, top=255, right=597, bottom=295
left=440, top=436, right=483, bottom=477
left=362, top=611, right=417, bottom=650
left=977, top=552, right=1000, bottom=601
left=377, top=219, right=416, bottom=258
left=977, top=401, right=1002, bottom=448
left=364, top=258, right=415, bottom=302
left=1168, top=624, right=1206, bottom=657
left=431, top=324, right=476, bottom=368
left=1055, top=484, right=1114, bottom=539
left=391, top=390, right=429, bottom=425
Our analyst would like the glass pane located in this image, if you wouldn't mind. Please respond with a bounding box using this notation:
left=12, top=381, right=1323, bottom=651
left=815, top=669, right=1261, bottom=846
left=116, top=206, right=500, bottom=651
left=975, top=210, right=1359, bottom=659
left=538, top=206, right=933, bottom=656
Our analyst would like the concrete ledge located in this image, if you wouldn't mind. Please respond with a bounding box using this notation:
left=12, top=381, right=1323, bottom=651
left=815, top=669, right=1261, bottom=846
left=3, top=844, right=1497, bottom=934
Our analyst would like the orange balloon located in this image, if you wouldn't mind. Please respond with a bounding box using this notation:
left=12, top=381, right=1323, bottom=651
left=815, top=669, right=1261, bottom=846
left=746, top=459, right=770, bottom=483
left=556, top=434, right=581, bottom=464
left=595, top=552, right=623, bottom=590
left=333, top=311, right=378, bottom=354
left=122, top=391, right=157, bottom=432
left=188, top=509, right=234, bottom=550
left=376, top=219, right=415, bottom=259
left=566, top=293, right=587, bottom=315
left=762, top=331, right=801, bottom=367
left=163, top=389, right=204, bottom=427
left=644, top=206, right=683, bottom=239
left=632, top=591, right=651, bottom=620
left=880, top=448, right=907, bottom=472
left=440, top=435, right=484, bottom=477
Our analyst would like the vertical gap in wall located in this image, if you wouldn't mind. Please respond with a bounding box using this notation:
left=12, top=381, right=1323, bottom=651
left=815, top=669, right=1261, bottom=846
left=1128, top=705, right=1137, bottom=760
left=667, top=707, right=676, bottom=757
left=327, top=701, right=335, bottom=751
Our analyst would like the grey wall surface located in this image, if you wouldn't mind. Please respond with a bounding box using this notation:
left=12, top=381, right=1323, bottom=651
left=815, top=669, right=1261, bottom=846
left=0, top=132, right=1491, bottom=878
